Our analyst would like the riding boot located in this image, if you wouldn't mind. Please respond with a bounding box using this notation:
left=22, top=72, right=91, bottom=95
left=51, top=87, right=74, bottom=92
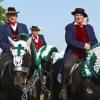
left=59, top=67, right=69, bottom=100
left=59, top=54, right=79, bottom=100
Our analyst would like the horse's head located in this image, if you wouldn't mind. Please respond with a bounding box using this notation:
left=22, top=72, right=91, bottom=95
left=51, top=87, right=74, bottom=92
left=8, top=37, right=32, bottom=87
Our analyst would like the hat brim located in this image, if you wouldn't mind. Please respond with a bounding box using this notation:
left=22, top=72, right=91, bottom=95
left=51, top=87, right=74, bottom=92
left=6, top=11, right=20, bottom=15
left=30, top=28, right=40, bottom=31
left=71, top=11, right=87, bottom=17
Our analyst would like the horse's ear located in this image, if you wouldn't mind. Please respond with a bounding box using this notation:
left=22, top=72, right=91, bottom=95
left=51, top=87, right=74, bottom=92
left=8, top=37, right=15, bottom=47
left=26, top=37, right=32, bottom=46
left=26, top=37, right=32, bottom=54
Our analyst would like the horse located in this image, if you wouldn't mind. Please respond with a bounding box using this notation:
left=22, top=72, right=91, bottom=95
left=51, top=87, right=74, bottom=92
left=51, top=50, right=65, bottom=100
left=63, top=43, right=100, bottom=100
left=37, top=47, right=64, bottom=100
left=0, top=37, right=40, bottom=100
left=35, top=45, right=59, bottom=100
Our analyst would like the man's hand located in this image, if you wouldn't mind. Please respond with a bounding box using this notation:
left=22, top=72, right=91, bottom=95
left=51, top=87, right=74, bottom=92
left=84, top=43, right=91, bottom=50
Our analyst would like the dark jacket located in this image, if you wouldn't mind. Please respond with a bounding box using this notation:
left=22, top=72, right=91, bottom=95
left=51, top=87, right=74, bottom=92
left=38, top=34, right=47, bottom=46
left=59, top=22, right=98, bottom=74
left=64, top=22, right=98, bottom=59
left=0, top=22, right=29, bottom=56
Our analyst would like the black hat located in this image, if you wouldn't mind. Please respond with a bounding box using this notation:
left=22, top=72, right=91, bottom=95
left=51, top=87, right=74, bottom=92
left=6, top=7, right=19, bottom=15
left=30, top=26, right=40, bottom=31
left=71, top=8, right=88, bottom=17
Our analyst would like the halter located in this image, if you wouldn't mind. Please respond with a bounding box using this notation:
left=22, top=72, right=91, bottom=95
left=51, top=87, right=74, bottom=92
left=14, top=66, right=29, bottom=74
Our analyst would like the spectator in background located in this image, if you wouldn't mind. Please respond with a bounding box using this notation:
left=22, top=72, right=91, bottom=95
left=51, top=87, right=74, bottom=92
left=30, top=26, right=46, bottom=52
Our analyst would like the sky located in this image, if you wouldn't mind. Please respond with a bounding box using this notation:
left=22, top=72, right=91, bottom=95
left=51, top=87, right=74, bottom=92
left=0, top=0, right=100, bottom=51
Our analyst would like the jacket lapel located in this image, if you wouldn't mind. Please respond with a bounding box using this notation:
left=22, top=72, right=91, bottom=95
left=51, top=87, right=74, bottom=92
left=5, top=24, right=12, bottom=38
left=72, top=22, right=76, bottom=34
left=17, top=23, right=20, bottom=33
left=39, top=35, right=43, bottom=45
left=86, top=25, right=91, bottom=41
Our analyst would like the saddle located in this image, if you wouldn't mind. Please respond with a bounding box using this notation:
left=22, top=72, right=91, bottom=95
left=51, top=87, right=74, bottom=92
left=68, top=60, right=83, bottom=85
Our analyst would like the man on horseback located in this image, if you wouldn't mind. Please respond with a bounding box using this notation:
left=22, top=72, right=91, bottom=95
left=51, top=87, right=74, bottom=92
left=59, top=8, right=98, bottom=100
left=0, top=7, right=29, bottom=76
left=30, top=26, right=47, bottom=52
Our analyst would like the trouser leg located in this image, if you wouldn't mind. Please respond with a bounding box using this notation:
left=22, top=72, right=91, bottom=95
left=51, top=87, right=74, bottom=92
left=62, top=54, right=79, bottom=89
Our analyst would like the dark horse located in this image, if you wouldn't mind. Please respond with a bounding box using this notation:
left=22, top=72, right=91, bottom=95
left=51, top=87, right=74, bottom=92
left=36, top=45, right=59, bottom=100
left=63, top=44, right=100, bottom=100
left=39, top=49, right=64, bottom=100
left=0, top=37, right=40, bottom=100
left=65, top=62, right=100, bottom=100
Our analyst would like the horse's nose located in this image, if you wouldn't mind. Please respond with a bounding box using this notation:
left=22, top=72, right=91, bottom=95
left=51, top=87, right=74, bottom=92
left=15, top=61, right=19, bottom=65
left=16, top=60, right=21, bottom=65
left=14, top=56, right=22, bottom=66
left=14, top=73, right=28, bottom=88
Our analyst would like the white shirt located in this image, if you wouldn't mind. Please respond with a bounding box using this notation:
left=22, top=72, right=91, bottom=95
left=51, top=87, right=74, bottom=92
left=74, top=22, right=87, bottom=25
left=32, top=35, right=39, bottom=43
left=10, top=23, right=17, bottom=31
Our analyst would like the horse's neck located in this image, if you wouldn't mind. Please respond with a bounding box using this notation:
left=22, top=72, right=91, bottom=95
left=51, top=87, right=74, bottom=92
left=30, top=43, right=37, bottom=65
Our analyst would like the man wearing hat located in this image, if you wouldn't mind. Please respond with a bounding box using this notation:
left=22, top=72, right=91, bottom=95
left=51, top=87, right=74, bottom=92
left=0, top=7, right=29, bottom=75
left=0, top=7, right=29, bottom=56
left=59, top=8, right=98, bottom=100
left=30, top=26, right=46, bottom=52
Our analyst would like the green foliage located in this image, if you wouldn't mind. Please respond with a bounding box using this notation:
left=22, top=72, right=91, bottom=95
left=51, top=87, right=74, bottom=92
left=0, top=0, right=4, bottom=3
left=0, top=0, right=4, bottom=2
left=0, top=6, right=6, bottom=24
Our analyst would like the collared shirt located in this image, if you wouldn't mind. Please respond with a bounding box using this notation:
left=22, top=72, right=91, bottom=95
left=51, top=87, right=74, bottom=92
left=32, top=35, right=42, bottom=52
left=9, top=23, right=19, bottom=41
left=32, top=35, right=39, bottom=43
left=74, top=22, right=87, bottom=26
left=10, top=23, right=17, bottom=31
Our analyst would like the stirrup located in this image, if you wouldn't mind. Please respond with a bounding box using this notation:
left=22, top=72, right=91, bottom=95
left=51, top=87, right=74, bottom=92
left=59, top=88, right=67, bottom=100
